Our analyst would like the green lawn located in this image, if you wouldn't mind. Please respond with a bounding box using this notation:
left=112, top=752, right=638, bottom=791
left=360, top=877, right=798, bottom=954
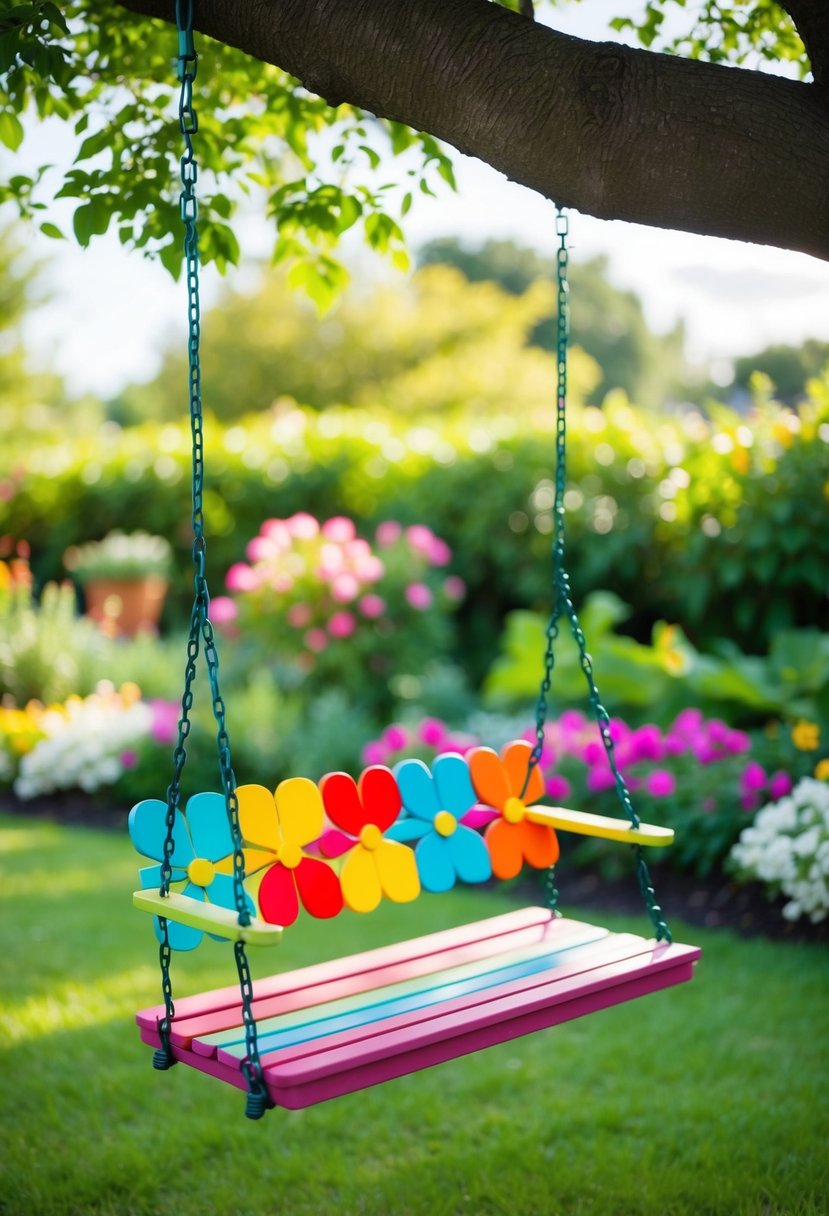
left=1, top=812, right=827, bottom=1216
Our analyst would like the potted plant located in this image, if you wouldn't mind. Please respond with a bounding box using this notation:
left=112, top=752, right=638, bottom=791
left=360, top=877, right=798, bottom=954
left=64, top=530, right=173, bottom=637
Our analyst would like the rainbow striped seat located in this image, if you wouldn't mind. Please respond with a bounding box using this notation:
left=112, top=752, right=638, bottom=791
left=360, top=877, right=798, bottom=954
left=136, top=906, right=700, bottom=1110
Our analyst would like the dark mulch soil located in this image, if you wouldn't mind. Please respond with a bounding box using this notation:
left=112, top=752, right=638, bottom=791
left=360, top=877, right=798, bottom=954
left=3, top=793, right=827, bottom=946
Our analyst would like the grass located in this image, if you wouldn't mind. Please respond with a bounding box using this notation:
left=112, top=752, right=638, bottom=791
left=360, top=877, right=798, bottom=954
left=1, top=811, right=827, bottom=1216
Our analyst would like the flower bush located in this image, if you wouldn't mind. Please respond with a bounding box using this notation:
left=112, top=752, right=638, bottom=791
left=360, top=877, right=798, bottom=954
left=10, top=682, right=158, bottom=799
left=215, top=514, right=464, bottom=714
left=730, top=777, right=829, bottom=923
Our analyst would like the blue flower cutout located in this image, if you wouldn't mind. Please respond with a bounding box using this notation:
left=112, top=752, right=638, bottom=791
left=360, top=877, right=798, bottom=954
left=386, top=754, right=492, bottom=893
left=128, top=791, right=254, bottom=951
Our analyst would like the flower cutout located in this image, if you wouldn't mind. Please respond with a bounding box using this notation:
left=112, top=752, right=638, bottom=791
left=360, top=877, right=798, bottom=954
left=128, top=792, right=255, bottom=951
left=319, top=766, right=420, bottom=912
left=467, top=741, right=559, bottom=880
left=386, top=754, right=491, bottom=892
left=236, top=779, right=343, bottom=927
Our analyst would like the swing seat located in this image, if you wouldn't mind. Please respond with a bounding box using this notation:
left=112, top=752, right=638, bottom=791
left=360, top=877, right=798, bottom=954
left=136, top=906, right=700, bottom=1110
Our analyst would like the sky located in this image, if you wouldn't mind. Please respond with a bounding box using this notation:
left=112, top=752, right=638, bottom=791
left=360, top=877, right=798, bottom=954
left=5, top=0, right=827, bottom=399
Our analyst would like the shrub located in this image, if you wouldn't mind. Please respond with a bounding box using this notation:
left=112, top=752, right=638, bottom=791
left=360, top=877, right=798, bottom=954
left=214, top=514, right=464, bottom=716
left=730, top=777, right=829, bottom=923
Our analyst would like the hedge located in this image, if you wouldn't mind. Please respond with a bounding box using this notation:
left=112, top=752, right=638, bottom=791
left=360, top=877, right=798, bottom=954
left=2, top=383, right=828, bottom=677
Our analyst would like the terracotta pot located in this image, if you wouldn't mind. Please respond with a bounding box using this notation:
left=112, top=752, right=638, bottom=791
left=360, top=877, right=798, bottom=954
left=83, top=575, right=168, bottom=637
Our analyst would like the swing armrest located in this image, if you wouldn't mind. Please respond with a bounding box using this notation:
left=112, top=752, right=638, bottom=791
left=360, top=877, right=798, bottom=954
left=526, top=806, right=675, bottom=847
left=133, top=889, right=284, bottom=945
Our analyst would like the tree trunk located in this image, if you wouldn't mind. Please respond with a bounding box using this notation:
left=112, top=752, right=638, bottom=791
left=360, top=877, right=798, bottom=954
left=120, top=0, right=829, bottom=260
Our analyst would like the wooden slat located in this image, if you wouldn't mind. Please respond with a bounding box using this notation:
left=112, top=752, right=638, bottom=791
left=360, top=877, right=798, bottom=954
left=136, top=905, right=556, bottom=1039
left=205, top=923, right=612, bottom=1058
left=263, top=943, right=701, bottom=1108
left=170, top=916, right=596, bottom=1052
left=132, top=889, right=284, bottom=945
left=215, top=932, right=651, bottom=1068
left=527, top=806, right=675, bottom=847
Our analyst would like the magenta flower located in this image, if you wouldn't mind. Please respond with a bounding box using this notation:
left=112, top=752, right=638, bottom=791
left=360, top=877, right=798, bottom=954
left=362, top=740, right=387, bottom=766
left=740, top=762, right=767, bottom=794
left=418, top=718, right=447, bottom=748
left=120, top=749, right=138, bottom=769
left=328, top=611, right=356, bottom=639
left=405, top=582, right=433, bottom=611
left=769, top=770, right=793, bottom=799
left=359, top=594, right=386, bottom=619
left=376, top=521, right=402, bottom=547
left=587, top=765, right=616, bottom=793
left=443, top=576, right=466, bottom=601
left=726, top=730, right=751, bottom=754
left=645, top=769, right=676, bottom=798
left=629, top=725, right=664, bottom=763
left=150, top=700, right=179, bottom=746
left=546, top=774, right=571, bottom=801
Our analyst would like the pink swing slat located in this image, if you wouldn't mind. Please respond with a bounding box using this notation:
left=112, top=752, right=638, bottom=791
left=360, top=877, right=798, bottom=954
left=136, top=909, right=701, bottom=1110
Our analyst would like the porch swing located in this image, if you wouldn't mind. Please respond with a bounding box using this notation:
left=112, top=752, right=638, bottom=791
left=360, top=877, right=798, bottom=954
left=129, top=1, right=700, bottom=1119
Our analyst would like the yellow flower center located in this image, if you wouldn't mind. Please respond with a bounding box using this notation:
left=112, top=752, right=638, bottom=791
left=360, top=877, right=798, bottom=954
left=503, top=797, right=526, bottom=825
left=360, top=824, right=382, bottom=851
left=276, top=841, right=302, bottom=870
left=187, top=857, right=215, bottom=887
left=434, top=810, right=457, bottom=837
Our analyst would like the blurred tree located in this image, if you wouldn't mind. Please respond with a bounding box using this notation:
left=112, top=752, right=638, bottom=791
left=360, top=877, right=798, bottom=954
left=731, top=339, right=829, bottom=405
left=419, top=237, right=688, bottom=408
left=108, top=264, right=601, bottom=423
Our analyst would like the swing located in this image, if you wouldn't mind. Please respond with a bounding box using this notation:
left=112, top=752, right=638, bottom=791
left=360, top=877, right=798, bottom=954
left=130, top=3, right=700, bottom=1119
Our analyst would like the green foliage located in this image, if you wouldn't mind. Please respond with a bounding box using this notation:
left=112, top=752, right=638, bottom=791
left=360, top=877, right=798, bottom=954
left=732, top=342, right=829, bottom=405
left=609, top=0, right=807, bottom=76
left=0, top=1, right=457, bottom=290
left=3, top=383, right=828, bottom=669
left=62, top=529, right=172, bottom=581
left=109, top=263, right=600, bottom=423
left=418, top=239, right=689, bottom=407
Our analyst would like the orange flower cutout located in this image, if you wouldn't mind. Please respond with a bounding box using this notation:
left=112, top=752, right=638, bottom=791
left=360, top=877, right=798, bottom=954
left=467, top=740, right=559, bottom=880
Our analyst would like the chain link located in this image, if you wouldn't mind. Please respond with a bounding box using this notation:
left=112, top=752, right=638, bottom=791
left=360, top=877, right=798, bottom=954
left=525, top=208, right=671, bottom=942
left=151, top=0, right=270, bottom=1108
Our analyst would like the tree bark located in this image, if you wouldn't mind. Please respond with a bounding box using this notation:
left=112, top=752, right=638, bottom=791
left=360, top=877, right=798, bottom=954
left=119, top=0, right=829, bottom=261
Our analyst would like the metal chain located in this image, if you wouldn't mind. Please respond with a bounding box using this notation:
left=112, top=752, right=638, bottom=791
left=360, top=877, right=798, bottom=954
left=525, top=208, right=671, bottom=943
left=151, top=0, right=271, bottom=1112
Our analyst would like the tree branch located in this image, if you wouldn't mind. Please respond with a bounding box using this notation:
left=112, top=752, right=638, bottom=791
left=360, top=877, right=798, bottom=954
left=119, top=0, right=829, bottom=260
left=780, top=0, right=829, bottom=86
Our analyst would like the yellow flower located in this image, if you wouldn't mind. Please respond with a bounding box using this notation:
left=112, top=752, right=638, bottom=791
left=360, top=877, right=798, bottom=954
left=815, top=759, right=829, bottom=782
left=731, top=448, right=749, bottom=475
left=792, top=720, right=820, bottom=751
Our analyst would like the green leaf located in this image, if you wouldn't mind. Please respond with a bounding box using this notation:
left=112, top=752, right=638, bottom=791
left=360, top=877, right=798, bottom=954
left=0, top=110, right=24, bottom=151
left=39, top=221, right=64, bottom=239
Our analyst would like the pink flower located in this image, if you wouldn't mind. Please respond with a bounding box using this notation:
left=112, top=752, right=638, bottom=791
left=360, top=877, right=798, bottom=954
left=305, top=628, right=328, bottom=653
left=246, top=535, right=279, bottom=562
left=645, top=769, right=676, bottom=798
left=406, top=524, right=435, bottom=556
left=318, top=543, right=345, bottom=577
left=120, top=749, right=138, bottom=769
left=260, top=519, right=291, bottom=546
left=150, top=700, right=179, bottom=746
left=672, top=708, right=704, bottom=737
left=210, top=595, right=239, bottom=624
left=361, top=741, right=387, bottom=766
left=559, top=709, right=588, bottom=733
left=443, top=576, right=466, bottom=602
left=405, top=582, right=433, bottom=611
left=226, top=562, right=258, bottom=592
left=664, top=734, right=687, bottom=756
left=583, top=740, right=605, bottom=766
left=418, top=718, right=447, bottom=748
left=286, top=512, right=319, bottom=540
left=587, top=766, right=616, bottom=793
left=359, top=594, right=386, bottom=619
left=346, top=538, right=372, bottom=562
left=769, top=770, right=793, bottom=800
left=331, top=573, right=360, bottom=603
left=740, top=762, right=767, bottom=794
left=354, top=555, right=385, bottom=584
left=328, top=611, right=356, bottom=639
left=726, top=730, right=751, bottom=755
left=287, top=603, right=312, bottom=628
left=546, top=774, right=571, bottom=801
left=382, top=724, right=408, bottom=752
left=741, top=793, right=760, bottom=812
left=629, top=725, right=664, bottom=763
left=322, top=516, right=356, bottom=543
left=376, top=521, right=402, bottom=547
left=427, top=538, right=452, bottom=567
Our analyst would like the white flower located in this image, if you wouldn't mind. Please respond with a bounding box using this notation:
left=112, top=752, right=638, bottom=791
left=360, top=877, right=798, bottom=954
left=730, top=777, right=829, bottom=923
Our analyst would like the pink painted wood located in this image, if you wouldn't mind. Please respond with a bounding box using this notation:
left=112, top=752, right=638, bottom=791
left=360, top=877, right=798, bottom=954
left=136, top=910, right=701, bottom=1111
left=137, top=906, right=560, bottom=1048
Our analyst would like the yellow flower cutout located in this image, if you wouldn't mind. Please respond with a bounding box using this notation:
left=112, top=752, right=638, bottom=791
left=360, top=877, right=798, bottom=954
left=792, top=720, right=820, bottom=751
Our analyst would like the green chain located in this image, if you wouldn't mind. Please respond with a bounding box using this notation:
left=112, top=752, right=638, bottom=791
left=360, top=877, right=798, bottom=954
left=154, top=0, right=271, bottom=1117
left=527, top=208, right=671, bottom=944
